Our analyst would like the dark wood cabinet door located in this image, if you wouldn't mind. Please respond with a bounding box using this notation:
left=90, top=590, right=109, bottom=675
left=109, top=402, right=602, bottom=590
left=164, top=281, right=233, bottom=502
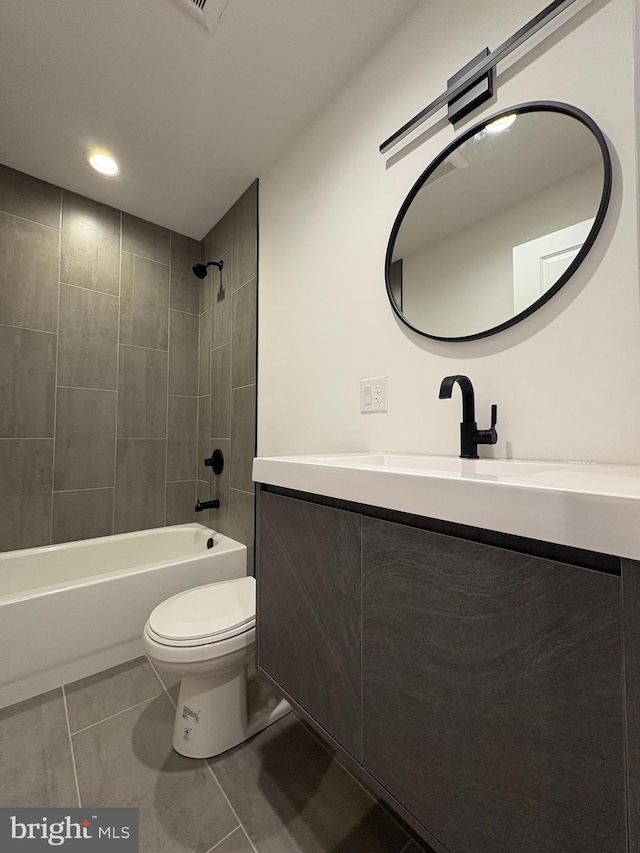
left=362, top=517, right=625, bottom=853
left=258, top=491, right=362, bottom=759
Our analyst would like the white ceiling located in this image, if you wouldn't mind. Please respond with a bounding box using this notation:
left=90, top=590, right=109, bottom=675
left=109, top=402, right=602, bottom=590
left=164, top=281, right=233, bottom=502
left=0, top=0, right=419, bottom=238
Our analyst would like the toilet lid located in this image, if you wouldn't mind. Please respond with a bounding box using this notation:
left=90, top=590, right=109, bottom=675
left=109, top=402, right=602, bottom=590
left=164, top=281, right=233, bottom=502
left=148, top=577, right=255, bottom=643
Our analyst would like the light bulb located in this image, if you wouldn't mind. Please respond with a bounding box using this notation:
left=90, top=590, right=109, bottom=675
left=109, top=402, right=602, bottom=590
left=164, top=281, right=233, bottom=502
left=485, top=114, right=517, bottom=134
left=85, top=150, right=119, bottom=176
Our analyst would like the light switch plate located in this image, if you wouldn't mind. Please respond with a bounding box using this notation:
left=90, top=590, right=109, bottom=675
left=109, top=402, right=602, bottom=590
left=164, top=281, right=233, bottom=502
left=361, top=376, right=388, bottom=413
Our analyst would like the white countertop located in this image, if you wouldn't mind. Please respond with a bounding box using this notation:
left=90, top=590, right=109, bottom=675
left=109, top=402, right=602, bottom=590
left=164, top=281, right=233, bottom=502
left=252, top=453, right=640, bottom=560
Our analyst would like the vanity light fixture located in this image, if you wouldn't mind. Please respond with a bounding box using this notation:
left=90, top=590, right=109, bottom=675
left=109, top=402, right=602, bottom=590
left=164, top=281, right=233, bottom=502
left=485, top=114, right=516, bottom=134
left=85, top=149, right=120, bottom=177
left=380, top=0, right=580, bottom=153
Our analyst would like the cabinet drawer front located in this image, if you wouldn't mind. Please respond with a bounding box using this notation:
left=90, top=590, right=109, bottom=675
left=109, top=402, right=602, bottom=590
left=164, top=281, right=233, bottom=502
left=258, top=491, right=362, bottom=758
left=363, top=517, right=625, bottom=853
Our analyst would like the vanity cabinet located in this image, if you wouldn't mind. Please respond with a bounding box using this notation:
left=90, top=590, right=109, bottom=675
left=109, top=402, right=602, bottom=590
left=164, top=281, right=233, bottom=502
left=362, top=517, right=625, bottom=853
left=257, top=489, right=629, bottom=853
left=258, top=492, right=362, bottom=759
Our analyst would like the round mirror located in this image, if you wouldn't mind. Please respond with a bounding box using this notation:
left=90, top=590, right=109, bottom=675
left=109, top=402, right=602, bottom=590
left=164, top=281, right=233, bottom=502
left=386, top=102, right=611, bottom=341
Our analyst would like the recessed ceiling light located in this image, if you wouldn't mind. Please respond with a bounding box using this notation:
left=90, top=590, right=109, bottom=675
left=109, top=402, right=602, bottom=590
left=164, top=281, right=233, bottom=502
left=85, top=149, right=120, bottom=176
left=485, top=114, right=517, bottom=134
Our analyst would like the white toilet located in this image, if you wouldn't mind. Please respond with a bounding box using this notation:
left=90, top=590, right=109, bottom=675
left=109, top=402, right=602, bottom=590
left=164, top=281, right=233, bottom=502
left=143, top=576, right=291, bottom=759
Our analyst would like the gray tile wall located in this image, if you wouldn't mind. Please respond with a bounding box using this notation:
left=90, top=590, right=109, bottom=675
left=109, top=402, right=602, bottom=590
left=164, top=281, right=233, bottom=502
left=198, top=183, right=258, bottom=571
left=0, top=164, right=202, bottom=551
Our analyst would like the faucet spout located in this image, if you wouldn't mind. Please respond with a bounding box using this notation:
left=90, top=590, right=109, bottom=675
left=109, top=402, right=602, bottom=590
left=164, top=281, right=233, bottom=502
left=439, top=375, right=475, bottom=423
left=438, top=375, right=498, bottom=459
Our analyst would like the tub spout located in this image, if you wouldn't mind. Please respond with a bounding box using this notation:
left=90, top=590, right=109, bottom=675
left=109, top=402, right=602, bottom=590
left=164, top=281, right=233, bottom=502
left=195, top=499, right=220, bottom=512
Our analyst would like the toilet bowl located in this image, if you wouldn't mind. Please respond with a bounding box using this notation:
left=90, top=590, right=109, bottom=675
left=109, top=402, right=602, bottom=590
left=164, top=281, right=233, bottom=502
left=143, top=576, right=291, bottom=758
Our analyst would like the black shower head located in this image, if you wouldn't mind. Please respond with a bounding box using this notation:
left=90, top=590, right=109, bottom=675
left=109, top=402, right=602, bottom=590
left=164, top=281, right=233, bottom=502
left=192, top=260, right=224, bottom=279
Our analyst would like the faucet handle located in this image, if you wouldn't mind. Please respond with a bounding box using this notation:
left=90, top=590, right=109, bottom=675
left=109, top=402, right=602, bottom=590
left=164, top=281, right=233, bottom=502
left=475, top=404, right=498, bottom=447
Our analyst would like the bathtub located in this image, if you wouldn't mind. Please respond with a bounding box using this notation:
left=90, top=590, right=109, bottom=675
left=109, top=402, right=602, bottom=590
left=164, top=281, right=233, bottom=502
left=0, top=523, right=246, bottom=709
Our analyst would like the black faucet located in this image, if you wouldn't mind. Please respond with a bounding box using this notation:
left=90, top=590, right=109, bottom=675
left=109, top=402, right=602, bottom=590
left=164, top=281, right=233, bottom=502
left=438, top=375, right=498, bottom=459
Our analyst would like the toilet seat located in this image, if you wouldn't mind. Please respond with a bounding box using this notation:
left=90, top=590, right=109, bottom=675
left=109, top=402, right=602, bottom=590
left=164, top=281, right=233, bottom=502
left=147, top=577, right=255, bottom=648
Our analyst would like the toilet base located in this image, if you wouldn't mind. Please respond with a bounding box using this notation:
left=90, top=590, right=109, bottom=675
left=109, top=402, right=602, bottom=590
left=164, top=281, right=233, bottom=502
left=172, top=666, right=291, bottom=759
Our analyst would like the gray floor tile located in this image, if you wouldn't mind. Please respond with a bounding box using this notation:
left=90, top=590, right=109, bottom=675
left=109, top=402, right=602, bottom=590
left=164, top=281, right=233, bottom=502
left=0, top=689, right=77, bottom=807
left=209, top=827, right=253, bottom=853
left=73, top=694, right=237, bottom=853
left=65, top=657, right=164, bottom=733
left=209, top=714, right=410, bottom=853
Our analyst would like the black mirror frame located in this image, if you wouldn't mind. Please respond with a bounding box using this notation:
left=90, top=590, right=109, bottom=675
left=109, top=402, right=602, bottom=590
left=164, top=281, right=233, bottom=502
left=385, top=101, right=612, bottom=342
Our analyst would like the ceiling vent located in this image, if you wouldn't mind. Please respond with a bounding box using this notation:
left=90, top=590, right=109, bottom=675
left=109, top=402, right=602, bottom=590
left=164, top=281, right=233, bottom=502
left=171, top=0, right=230, bottom=34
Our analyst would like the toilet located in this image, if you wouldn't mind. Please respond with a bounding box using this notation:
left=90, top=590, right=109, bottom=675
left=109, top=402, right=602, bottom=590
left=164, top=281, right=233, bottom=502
left=143, top=576, right=291, bottom=759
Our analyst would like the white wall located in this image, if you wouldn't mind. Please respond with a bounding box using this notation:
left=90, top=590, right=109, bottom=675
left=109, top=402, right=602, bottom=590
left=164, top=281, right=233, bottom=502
left=258, top=0, right=640, bottom=464
left=402, top=165, right=602, bottom=337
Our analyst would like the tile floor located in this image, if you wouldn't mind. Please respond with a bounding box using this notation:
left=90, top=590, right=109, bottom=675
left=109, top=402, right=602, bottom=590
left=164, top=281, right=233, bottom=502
left=0, top=657, right=430, bottom=853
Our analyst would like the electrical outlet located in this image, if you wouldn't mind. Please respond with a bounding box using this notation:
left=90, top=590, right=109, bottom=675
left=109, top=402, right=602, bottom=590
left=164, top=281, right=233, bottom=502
left=361, top=376, right=388, bottom=413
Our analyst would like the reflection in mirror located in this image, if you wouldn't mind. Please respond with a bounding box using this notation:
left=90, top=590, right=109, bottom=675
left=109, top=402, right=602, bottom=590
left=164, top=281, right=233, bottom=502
left=386, top=104, right=611, bottom=341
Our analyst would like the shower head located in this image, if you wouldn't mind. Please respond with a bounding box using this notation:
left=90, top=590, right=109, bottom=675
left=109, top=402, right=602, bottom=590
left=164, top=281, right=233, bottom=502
left=192, top=260, right=224, bottom=279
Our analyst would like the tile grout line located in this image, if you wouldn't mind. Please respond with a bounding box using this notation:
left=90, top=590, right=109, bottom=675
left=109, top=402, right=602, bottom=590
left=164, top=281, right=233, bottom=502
left=53, top=486, right=114, bottom=495
left=205, top=824, right=242, bottom=852
left=49, top=194, right=63, bottom=544
left=164, top=235, right=173, bottom=526
left=233, top=275, right=257, bottom=294
left=172, top=306, right=199, bottom=318
left=205, top=764, right=260, bottom=853
left=0, top=437, right=54, bottom=441
left=115, top=437, right=165, bottom=442
left=61, top=686, right=82, bottom=807
left=0, top=208, right=61, bottom=232
left=0, top=322, right=57, bottom=336
left=70, top=692, right=166, bottom=736
left=120, top=342, right=168, bottom=354
left=112, top=211, right=122, bottom=534
left=228, top=257, right=234, bottom=532
left=231, top=382, right=256, bottom=393
left=147, top=657, right=177, bottom=710
left=121, top=249, right=169, bottom=267
left=60, top=280, right=119, bottom=298
left=57, top=385, right=116, bottom=393
left=195, top=249, right=201, bottom=483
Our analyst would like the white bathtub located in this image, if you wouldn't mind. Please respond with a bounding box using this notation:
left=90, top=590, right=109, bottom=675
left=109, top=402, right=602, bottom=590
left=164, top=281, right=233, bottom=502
left=0, top=523, right=246, bottom=709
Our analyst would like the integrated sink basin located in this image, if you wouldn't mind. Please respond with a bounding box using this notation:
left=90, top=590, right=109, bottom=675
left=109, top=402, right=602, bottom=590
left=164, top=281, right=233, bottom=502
left=252, top=452, right=640, bottom=560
